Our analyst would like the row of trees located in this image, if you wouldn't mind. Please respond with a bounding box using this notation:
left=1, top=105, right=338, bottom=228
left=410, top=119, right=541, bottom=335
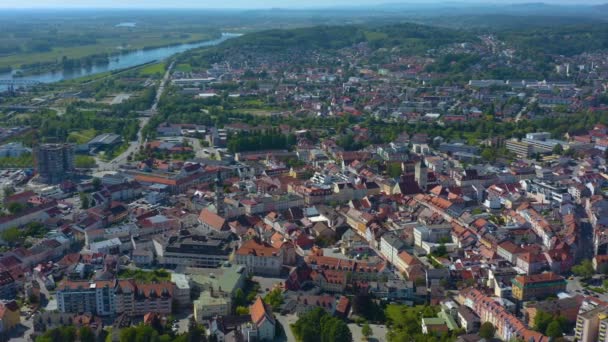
left=292, top=307, right=352, bottom=342
left=227, top=130, right=297, bottom=153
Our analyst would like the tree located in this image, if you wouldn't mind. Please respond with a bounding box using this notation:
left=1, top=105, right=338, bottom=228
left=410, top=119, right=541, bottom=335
left=546, top=321, right=563, bottom=338
left=479, top=322, right=496, bottom=339
left=572, top=259, right=595, bottom=279
left=293, top=308, right=352, bottom=342
left=79, top=327, right=95, bottom=342
left=80, top=193, right=90, bottom=209
left=552, top=143, right=564, bottom=155
left=7, top=202, right=25, bottom=215
left=235, top=306, right=249, bottom=315
left=234, top=288, right=246, bottom=307
left=0, top=227, right=21, bottom=245
left=264, top=288, right=284, bottom=311
left=92, top=177, right=102, bottom=190
left=3, top=186, right=15, bottom=198
left=362, top=323, right=372, bottom=340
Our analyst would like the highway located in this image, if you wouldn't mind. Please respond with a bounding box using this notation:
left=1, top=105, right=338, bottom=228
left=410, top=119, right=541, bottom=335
left=95, top=62, right=174, bottom=171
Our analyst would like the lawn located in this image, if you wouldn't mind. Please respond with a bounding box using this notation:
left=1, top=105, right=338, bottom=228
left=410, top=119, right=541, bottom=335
left=175, top=63, right=193, bottom=73
left=229, top=108, right=278, bottom=116
left=67, top=129, right=97, bottom=144
left=139, top=62, right=166, bottom=76
left=117, top=269, right=171, bottom=282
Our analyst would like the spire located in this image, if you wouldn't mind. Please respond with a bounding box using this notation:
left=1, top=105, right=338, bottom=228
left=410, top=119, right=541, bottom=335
left=215, top=170, right=225, bottom=216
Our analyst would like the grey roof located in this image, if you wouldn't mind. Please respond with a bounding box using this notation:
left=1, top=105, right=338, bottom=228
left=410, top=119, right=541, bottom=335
left=89, top=133, right=122, bottom=146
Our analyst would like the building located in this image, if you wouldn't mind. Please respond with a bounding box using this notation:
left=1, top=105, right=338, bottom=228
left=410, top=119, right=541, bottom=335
left=115, top=280, right=174, bottom=316
left=87, top=133, right=122, bottom=150
left=191, top=264, right=247, bottom=321
left=154, top=230, right=236, bottom=268
left=457, top=306, right=480, bottom=333
left=574, top=298, right=608, bottom=342
left=421, top=317, right=449, bottom=334
left=0, top=142, right=31, bottom=158
left=235, top=239, right=283, bottom=276
left=246, top=297, right=276, bottom=341
left=511, top=272, right=566, bottom=301
left=415, top=160, right=428, bottom=191
left=56, top=280, right=116, bottom=316
left=460, top=287, right=548, bottom=342
left=194, top=291, right=231, bottom=322
left=34, top=143, right=75, bottom=184
left=0, top=300, right=20, bottom=334
left=0, top=272, right=17, bottom=300
left=170, top=273, right=191, bottom=309
left=506, top=139, right=534, bottom=158
left=379, top=232, right=407, bottom=265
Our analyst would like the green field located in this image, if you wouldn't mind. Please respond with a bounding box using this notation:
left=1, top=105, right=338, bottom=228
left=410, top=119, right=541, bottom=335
left=175, top=63, right=193, bottom=72
left=67, top=129, right=97, bottom=144
left=139, top=62, right=166, bottom=76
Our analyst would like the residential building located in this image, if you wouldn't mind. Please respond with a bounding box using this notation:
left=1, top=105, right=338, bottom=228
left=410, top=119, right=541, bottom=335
left=511, top=272, right=566, bottom=301
left=0, top=272, right=17, bottom=300
left=115, top=280, right=174, bottom=316
left=34, top=143, right=75, bottom=184
left=170, top=273, right=191, bottom=309
left=246, top=297, right=276, bottom=341
left=235, top=239, right=283, bottom=276
left=56, top=280, right=116, bottom=316
left=0, top=300, right=20, bottom=334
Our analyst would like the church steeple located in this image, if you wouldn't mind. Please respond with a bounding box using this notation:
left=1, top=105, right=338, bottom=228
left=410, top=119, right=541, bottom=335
left=215, top=170, right=225, bottom=216
left=415, top=158, right=428, bottom=191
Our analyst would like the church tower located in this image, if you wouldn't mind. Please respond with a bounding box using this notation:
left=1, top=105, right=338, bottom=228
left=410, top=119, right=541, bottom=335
left=415, top=159, right=428, bottom=191
left=215, top=170, right=225, bottom=216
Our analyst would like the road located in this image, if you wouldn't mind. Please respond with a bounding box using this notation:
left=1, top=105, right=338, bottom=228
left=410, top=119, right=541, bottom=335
left=515, top=97, right=536, bottom=122
left=275, top=313, right=298, bottom=342
left=95, top=62, right=174, bottom=171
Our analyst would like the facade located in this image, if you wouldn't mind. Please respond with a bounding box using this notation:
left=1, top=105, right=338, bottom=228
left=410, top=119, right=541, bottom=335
left=56, top=280, right=116, bottom=316
left=57, top=279, right=173, bottom=317
left=511, top=272, right=566, bottom=301
left=155, top=230, right=236, bottom=268
left=460, top=288, right=548, bottom=342
left=115, top=280, right=174, bottom=316
left=0, top=300, right=20, bottom=334
left=170, top=273, right=191, bottom=308
left=235, top=239, right=283, bottom=276
left=248, top=297, right=276, bottom=341
left=34, top=143, right=75, bottom=184
left=0, top=272, right=17, bottom=300
left=506, top=139, right=534, bottom=158
left=574, top=299, right=608, bottom=342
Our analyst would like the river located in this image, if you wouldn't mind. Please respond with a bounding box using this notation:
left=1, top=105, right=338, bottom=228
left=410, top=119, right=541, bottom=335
left=0, top=32, right=240, bottom=91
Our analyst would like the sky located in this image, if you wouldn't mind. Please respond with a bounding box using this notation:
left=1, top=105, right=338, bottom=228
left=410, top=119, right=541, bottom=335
left=0, top=0, right=605, bottom=9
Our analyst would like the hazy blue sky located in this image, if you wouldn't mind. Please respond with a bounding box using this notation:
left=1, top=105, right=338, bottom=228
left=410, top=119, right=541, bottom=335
left=0, top=0, right=604, bottom=9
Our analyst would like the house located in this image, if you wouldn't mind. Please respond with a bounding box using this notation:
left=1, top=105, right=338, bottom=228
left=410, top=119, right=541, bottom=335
left=248, top=297, right=276, bottom=341
left=457, top=306, right=480, bottom=333
left=511, top=272, right=566, bottom=301
left=199, top=209, right=228, bottom=231
left=0, top=300, right=20, bottom=334
left=235, top=239, right=283, bottom=276
left=0, top=272, right=17, bottom=300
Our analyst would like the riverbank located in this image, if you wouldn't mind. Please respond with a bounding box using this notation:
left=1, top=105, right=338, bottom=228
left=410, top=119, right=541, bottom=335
left=0, top=33, right=240, bottom=91
left=1, top=31, right=222, bottom=77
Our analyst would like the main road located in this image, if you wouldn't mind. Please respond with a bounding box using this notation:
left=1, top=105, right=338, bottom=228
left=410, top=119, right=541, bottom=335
left=96, top=61, right=174, bottom=171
